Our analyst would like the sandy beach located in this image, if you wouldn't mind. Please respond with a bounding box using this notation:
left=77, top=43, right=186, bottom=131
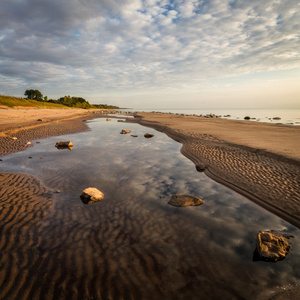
left=1, top=108, right=300, bottom=299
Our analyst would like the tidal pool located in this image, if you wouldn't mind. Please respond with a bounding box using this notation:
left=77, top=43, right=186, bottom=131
left=1, top=118, right=300, bottom=299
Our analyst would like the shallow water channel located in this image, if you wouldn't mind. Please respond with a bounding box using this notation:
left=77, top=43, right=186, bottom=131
left=2, top=118, right=300, bottom=299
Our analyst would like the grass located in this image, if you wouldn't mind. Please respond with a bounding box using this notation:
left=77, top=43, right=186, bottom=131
left=0, top=95, right=70, bottom=108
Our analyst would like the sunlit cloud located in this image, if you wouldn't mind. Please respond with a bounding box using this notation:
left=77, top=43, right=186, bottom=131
left=0, top=0, right=299, bottom=108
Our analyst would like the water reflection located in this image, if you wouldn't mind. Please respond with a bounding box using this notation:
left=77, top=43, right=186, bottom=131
left=1, top=118, right=300, bottom=299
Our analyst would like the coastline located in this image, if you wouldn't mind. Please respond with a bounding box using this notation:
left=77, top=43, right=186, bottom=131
left=132, top=112, right=300, bottom=229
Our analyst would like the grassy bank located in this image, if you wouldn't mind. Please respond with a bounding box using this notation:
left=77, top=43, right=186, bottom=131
left=0, top=95, right=69, bottom=108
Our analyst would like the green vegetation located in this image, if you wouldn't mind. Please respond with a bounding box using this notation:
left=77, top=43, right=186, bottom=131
left=0, top=95, right=68, bottom=108
left=24, top=89, right=44, bottom=101
left=1, top=90, right=120, bottom=110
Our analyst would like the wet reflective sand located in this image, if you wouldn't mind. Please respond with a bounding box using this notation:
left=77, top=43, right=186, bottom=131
left=1, top=118, right=299, bottom=299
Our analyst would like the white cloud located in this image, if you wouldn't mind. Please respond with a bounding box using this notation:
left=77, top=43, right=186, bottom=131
left=0, top=0, right=299, bottom=107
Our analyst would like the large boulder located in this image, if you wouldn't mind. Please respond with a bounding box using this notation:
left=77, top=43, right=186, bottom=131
left=80, top=187, right=104, bottom=204
left=168, top=194, right=204, bottom=207
left=255, top=231, right=292, bottom=262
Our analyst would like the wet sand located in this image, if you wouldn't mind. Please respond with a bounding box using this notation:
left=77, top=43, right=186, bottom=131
left=1, top=108, right=300, bottom=299
left=133, top=112, right=300, bottom=229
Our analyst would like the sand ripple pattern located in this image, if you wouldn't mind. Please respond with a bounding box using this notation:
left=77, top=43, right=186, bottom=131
left=0, top=173, right=52, bottom=300
left=181, top=133, right=300, bottom=227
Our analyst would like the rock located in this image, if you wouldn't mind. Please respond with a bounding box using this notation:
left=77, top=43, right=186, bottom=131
left=11, top=137, right=17, bottom=140
left=273, top=117, right=281, bottom=120
left=196, top=164, right=206, bottom=172
left=37, top=119, right=43, bottom=121
left=55, top=141, right=73, bottom=150
left=244, top=116, right=251, bottom=120
left=106, top=118, right=111, bottom=121
left=144, top=133, right=154, bottom=138
left=80, top=187, right=104, bottom=204
left=26, top=142, right=31, bottom=145
left=168, top=194, right=204, bottom=207
left=36, top=141, right=40, bottom=144
left=255, top=231, right=292, bottom=262
left=117, top=119, right=124, bottom=122
left=121, top=129, right=131, bottom=134
left=131, top=135, right=138, bottom=138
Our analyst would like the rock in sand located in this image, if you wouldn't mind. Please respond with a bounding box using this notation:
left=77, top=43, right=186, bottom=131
left=168, top=193, right=204, bottom=207
left=80, top=187, right=104, bottom=204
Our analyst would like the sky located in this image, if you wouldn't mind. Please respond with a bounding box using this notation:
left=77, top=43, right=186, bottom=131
left=0, top=0, right=299, bottom=109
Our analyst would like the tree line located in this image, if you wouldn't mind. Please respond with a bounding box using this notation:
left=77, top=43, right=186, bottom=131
left=24, top=89, right=119, bottom=109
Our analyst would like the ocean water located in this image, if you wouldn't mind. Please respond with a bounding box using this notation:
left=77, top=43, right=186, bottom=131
left=125, top=108, right=300, bottom=125
left=1, top=118, right=300, bottom=299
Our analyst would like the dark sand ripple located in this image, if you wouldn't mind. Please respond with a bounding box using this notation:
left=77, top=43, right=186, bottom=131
left=0, top=173, right=52, bottom=300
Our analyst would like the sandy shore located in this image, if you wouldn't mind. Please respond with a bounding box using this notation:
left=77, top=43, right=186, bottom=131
left=133, top=112, right=300, bottom=229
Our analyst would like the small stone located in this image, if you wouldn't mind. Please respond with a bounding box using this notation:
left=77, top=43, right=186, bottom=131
left=11, top=137, right=17, bottom=140
left=117, top=119, right=124, bottom=122
left=55, top=190, right=61, bottom=193
left=26, top=142, right=31, bottom=145
left=106, top=118, right=111, bottom=121
left=80, top=187, right=104, bottom=204
left=144, top=133, right=154, bottom=138
left=244, top=116, right=251, bottom=120
left=120, top=129, right=131, bottom=134
left=28, top=157, right=33, bottom=159
left=55, top=141, right=73, bottom=150
left=37, top=119, right=43, bottom=121
left=168, top=194, right=204, bottom=207
left=131, top=135, right=138, bottom=138
left=40, top=157, right=44, bottom=159
left=36, top=141, right=40, bottom=144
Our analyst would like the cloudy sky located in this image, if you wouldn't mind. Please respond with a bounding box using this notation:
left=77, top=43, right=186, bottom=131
left=0, top=0, right=299, bottom=108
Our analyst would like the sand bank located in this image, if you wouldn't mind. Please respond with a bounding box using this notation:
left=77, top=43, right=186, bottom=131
left=133, top=112, right=300, bottom=229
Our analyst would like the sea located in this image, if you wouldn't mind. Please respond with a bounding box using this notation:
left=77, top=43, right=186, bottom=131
left=124, top=108, right=300, bottom=125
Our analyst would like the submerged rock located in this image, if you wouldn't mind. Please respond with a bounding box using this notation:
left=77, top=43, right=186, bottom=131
left=80, top=187, right=104, bottom=204
left=255, top=231, right=293, bottom=262
left=168, top=194, right=204, bottom=207
left=144, top=133, right=154, bottom=138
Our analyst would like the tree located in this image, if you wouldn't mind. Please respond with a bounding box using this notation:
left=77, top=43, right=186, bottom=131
left=24, top=89, right=43, bottom=101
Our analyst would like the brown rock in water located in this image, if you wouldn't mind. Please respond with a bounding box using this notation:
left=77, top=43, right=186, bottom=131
left=168, top=194, right=204, bottom=207
left=55, top=141, right=73, bottom=150
left=80, top=187, right=104, bottom=204
left=255, top=231, right=292, bottom=262
left=106, top=118, right=111, bottom=121
left=121, top=129, right=131, bottom=134
left=144, top=133, right=154, bottom=138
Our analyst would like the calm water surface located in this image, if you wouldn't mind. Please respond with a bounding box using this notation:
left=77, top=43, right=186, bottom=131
left=2, top=118, right=300, bottom=299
